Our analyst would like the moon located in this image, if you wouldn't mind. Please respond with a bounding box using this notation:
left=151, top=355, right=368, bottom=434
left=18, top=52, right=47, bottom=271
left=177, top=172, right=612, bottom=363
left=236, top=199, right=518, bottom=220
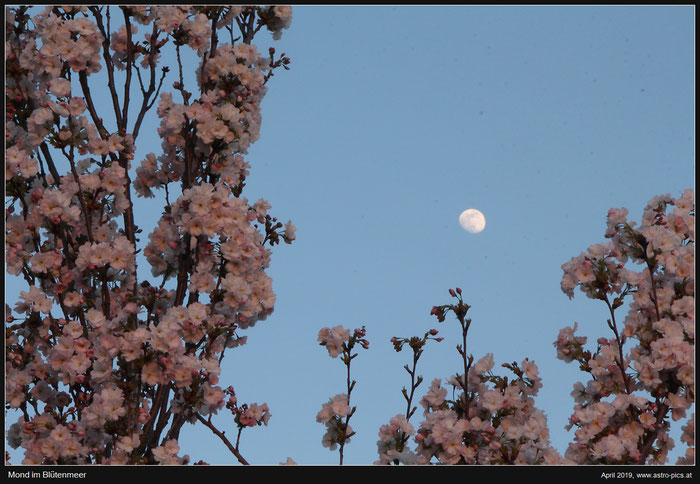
left=459, top=209, right=486, bottom=233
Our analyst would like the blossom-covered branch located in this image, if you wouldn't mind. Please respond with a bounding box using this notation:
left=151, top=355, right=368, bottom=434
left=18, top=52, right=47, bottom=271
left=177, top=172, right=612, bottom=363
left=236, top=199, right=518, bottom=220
left=557, top=189, right=694, bottom=464
left=316, top=325, right=369, bottom=464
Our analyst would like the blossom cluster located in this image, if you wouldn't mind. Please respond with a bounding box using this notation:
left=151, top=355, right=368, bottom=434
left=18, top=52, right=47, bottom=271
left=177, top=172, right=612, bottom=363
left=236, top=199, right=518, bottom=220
left=317, top=325, right=351, bottom=358
left=375, top=414, right=417, bottom=464
left=143, top=181, right=278, bottom=328
left=404, top=360, right=560, bottom=464
left=316, top=394, right=354, bottom=451
left=411, top=366, right=562, bottom=465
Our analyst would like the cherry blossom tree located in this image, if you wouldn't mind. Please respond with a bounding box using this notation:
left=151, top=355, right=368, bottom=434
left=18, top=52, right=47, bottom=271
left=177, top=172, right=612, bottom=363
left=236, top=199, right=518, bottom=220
left=5, top=4, right=694, bottom=468
left=557, top=189, right=694, bottom=465
left=6, top=5, right=293, bottom=465
left=374, top=289, right=564, bottom=465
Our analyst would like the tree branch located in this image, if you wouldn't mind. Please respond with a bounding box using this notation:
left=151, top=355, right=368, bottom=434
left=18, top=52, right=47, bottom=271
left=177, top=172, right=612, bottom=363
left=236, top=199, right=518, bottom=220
left=195, top=414, right=249, bottom=465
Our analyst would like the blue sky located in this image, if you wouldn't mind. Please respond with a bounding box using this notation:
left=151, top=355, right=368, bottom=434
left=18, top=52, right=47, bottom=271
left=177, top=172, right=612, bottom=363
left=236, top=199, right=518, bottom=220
left=6, top=5, right=695, bottom=466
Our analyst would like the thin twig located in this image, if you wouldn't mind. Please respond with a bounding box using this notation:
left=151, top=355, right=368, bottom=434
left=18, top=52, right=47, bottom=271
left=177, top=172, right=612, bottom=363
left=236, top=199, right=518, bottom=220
left=195, top=414, right=250, bottom=465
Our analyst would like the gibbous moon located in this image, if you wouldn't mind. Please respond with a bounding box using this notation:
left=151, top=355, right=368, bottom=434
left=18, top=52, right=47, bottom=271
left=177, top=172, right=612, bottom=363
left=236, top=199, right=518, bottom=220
left=459, top=209, right=486, bottom=233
